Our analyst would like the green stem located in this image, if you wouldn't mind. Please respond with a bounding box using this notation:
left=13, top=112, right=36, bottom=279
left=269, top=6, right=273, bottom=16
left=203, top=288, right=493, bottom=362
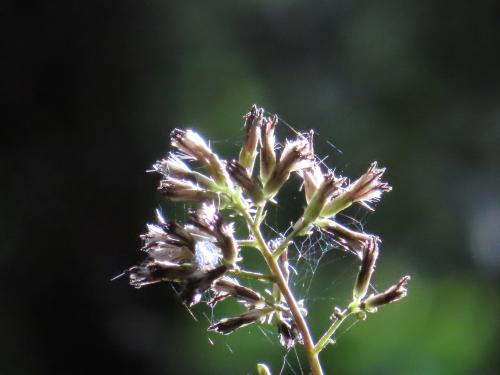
left=230, top=192, right=323, bottom=375
left=237, top=239, right=259, bottom=248
left=314, top=305, right=357, bottom=354
left=229, top=268, right=275, bottom=283
left=252, top=222, right=323, bottom=375
left=254, top=205, right=265, bottom=225
left=272, top=218, right=309, bottom=259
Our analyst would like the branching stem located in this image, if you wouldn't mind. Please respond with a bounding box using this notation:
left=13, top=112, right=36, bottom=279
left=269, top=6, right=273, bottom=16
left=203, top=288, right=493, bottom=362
left=229, top=268, right=275, bottom=283
left=273, top=218, right=310, bottom=259
left=315, top=303, right=358, bottom=354
left=237, top=239, right=259, bottom=248
left=231, top=192, right=324, bottom=375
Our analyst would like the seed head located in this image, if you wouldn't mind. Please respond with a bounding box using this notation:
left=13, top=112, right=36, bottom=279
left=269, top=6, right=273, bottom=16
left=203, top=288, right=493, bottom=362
left=361, top=275, right=410, bottom=312
left=321, top=162, right=391, bottom=216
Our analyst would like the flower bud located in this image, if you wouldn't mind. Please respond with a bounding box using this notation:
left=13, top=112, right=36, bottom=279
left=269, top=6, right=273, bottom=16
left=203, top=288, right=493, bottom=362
left=277, top=319, right=301, bottom=349
left=330, top=306, right=343, bottom=321
left=152, top=154, right=216, bottom=189
left=181, top=264, right=228, bottom=306
left=263, top=135, right=314, bottom=198
left=171, top=128, right=212, bottom=163
left=353, top=237, right=379, bottom=301
left=260, top=114, right=277, bottom=183
left=321, top=162, right=392, bottom=217
left=300, top=163, right=324, bottom=203
left=257, top=363, right=272, bottom=375
left=361, top=275, right=410, bottom=312
left=226, top=159, right=264, bottom=203
left=171, top=128, right=231, bottom=188
left=319, top=220, right=377, bottom=256
left=126, top=259, right=194, bottom=288
left=158, top=177, right=220, bottom=203
left=239, top=104, right=263, bottom=174
left=212, top=278, right=265, bottom=306
left=302, top=172, right=346, bottom=224
left=208, top=308, right=272, bottom=335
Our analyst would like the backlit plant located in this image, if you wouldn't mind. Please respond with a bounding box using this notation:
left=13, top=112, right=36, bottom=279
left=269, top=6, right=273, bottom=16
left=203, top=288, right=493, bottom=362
left=117, top=105, right=410, bottom=375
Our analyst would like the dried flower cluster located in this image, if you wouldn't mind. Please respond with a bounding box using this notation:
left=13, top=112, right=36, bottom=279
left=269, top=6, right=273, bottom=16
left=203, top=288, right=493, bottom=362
left=117, top=105, right=409, bottom=375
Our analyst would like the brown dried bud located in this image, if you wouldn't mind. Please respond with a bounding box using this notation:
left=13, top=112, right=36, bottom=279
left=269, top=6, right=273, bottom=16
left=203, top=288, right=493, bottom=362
left=226, top=159, right=264, bottom=203
left=181, top=264, right=228, bottom=306
left=321, top=162, right=392, bottom=216
left=158, top=177, right=220, bottom=203
left=207, top=308, right=272, bottom=335
left=264, top=135, right=314, bottom=198
left=127, top=259, right=194, bottom=288
left=212, top=278, right=265, bottom=306
left=260, top=114, right=277, bottom=183
left=239, top=104, right=263, bottom=174
left=353, top=237, right=380, bottom=301
left=139, top=210, right=196, bottom=262
left=277, top=319, right=301, bottom=349
left=361, top=275, right=410, bottom=312
left=171, top=128, right=231, bottom=187
left=319, top=220, right=378, bottom=256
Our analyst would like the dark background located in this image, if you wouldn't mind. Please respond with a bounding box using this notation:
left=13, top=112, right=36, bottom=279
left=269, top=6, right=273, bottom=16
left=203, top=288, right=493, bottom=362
left=3, top=1, right=500, bottom=374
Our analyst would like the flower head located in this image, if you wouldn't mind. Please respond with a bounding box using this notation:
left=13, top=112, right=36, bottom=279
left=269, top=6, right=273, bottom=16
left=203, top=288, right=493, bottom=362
left=123, top=210, right=230, bottom=305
